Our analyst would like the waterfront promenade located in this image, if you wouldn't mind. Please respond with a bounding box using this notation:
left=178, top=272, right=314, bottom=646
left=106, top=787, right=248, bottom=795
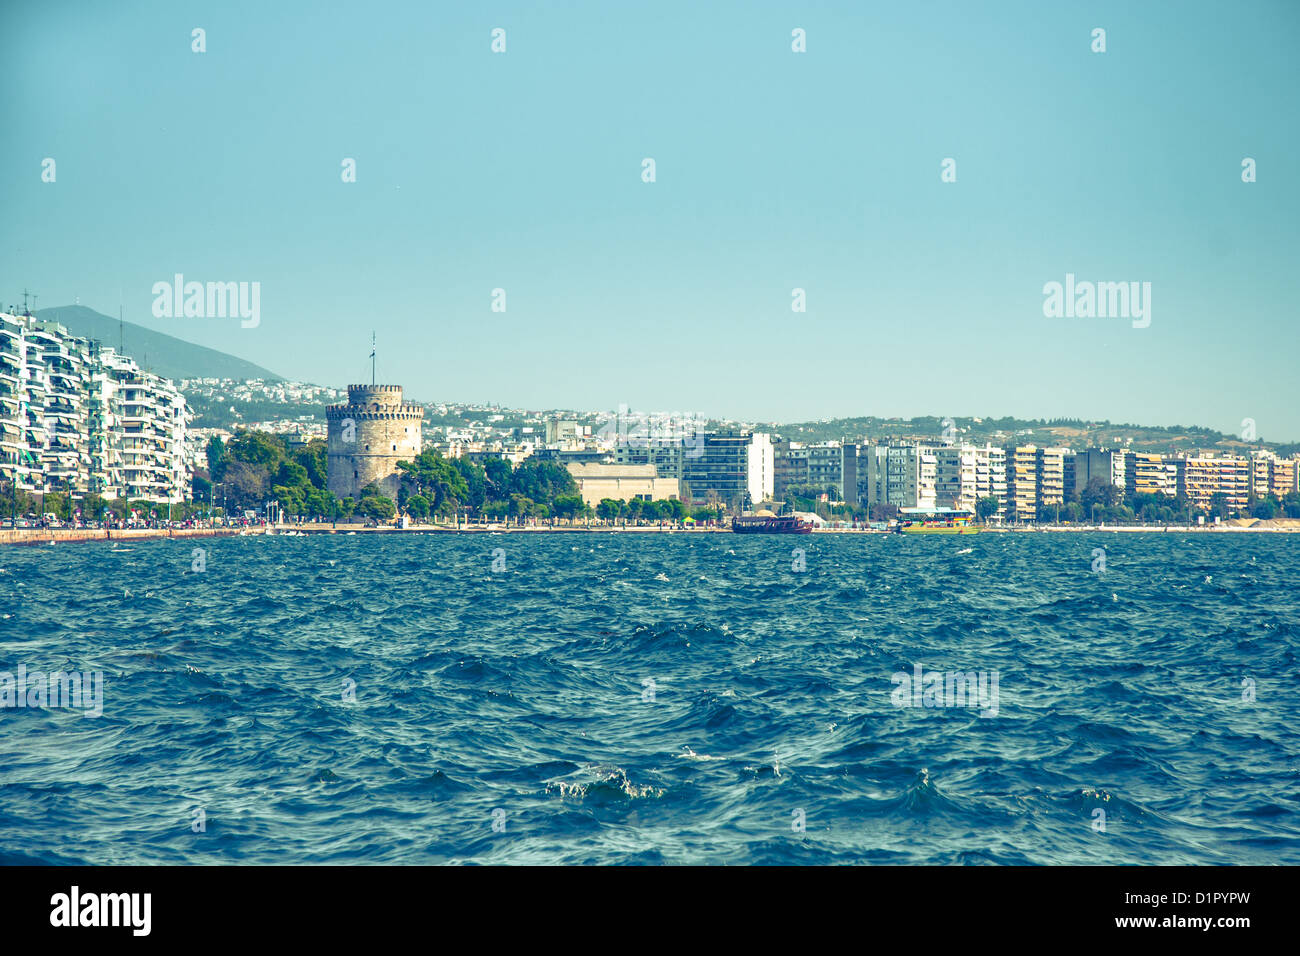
left=2, top=517, right=1298, bottom=546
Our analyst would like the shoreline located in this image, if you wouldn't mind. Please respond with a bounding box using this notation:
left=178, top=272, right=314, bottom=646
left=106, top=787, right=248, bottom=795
left=3, top=521, right=1298, bottom=546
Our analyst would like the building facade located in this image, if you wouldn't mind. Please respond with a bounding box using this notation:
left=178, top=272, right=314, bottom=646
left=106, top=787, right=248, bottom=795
left=325, top=384, right=424, bottom=499
left=677, top=430, right=773, bottom=509
left=565, top=462, right=679, bottom=508
left=0, top=312, right=190, bottom=504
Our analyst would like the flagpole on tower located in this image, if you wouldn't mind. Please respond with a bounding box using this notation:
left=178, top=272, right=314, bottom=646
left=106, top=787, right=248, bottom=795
left=370, top=332, right=376, bottom=386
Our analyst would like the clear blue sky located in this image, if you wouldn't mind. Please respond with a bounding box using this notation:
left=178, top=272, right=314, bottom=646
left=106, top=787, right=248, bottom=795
left=4, top=0, right=1298, bottom=439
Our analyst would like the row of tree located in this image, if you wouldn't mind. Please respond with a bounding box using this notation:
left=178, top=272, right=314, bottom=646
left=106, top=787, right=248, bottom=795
left=0, top=488, right=204, bottom=522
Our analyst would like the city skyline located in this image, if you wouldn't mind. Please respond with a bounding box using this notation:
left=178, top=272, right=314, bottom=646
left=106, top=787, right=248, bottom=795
left=7, top=303, right=1297, bottom=451
left=5, top=0, right=1298, bottom=441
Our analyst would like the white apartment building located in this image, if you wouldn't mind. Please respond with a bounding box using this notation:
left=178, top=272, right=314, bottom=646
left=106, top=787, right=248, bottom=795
left=0, top=312, right=190, bottom=504
left=932, top=443, right=1007, bottom=515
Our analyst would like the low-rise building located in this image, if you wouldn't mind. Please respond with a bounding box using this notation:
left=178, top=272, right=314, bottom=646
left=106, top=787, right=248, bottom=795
left=565, top=462, right=679, bottom=508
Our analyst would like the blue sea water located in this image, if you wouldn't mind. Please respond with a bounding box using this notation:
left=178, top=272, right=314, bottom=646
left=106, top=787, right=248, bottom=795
left=0, top=531, right=1297, bottom=865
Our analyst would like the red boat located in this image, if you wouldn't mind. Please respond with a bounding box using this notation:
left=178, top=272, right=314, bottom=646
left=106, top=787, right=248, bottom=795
left=731, top=514, right=813, bottom=534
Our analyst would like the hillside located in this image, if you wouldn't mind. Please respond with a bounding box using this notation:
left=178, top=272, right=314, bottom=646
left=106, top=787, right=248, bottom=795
left=34, top=305, right=283, bottom=383
left=759, top=416, right=1295, bottom=456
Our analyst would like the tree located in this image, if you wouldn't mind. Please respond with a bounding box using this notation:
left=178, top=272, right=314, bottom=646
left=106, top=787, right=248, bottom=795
left=975, top=496, right=999, bottom=522
left=452, top=457, right=487, bottom=510
left=206, top=436, right=226, bottom=481
left=357, top=496, right=395, bottom=521
left=870, top=502, right=898, bottom=522
left=1079, top=477, right=1119, bottom=513
left=509, top=459, right=578, bottom=503
left=406, top=494, right=430, bottom=520
left=301, top=485, right=338, bottom=519
left=397, top=449, right=471, bottom=516
left=691, top=505, right=721, bottom=524
left=553, top=494, right=584, bottom=522
left=294, top=441, right=328, bottom=488
left=276, top=460, right=309, bottom=488
left=226, top=430, right=283, bottom=467
left=596, top=498, right=621, bottom=522
left=271, top=483, right=306, bottom=515
left=508, top=494, right=535, bottom=523
left=483, top=457, right=513, bottom=501
left=223, top=460, right=268, bottom=509
left=1252, top=497, right=1278, bottom=520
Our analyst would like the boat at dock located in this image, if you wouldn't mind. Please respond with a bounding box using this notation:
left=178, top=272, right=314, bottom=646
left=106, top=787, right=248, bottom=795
left=892, top=507, right=980, bottom=535
left=732, top=514, right=814, bottom=534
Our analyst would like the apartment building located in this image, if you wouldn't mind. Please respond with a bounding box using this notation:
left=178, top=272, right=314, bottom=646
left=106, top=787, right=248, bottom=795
left=1270, top=457, right=1298, bottom=498
left=973, top=444, right=1007, bottom=517
left=0, top=312, right=190, bottom=504
left=772, top=440, right=809, bottom=497
left=1246, top=451, right=1298, bottom=501
left=613, top=439, right=685, bottom=480
left=673, top=430, right=773, bottom=509
left=866, top=443, right=937, bottom=510
left=1037, top=447, right=1068, bottom=509
left=1124, top=451, right=1174, bottom=498
left=1005, top=445, right=1038, bottom=522
left=934, top=444, right=978, bottom=512
left=1181, top=454, right=1249, bottom=513
left=1069, top=448, right=1126, bottom=498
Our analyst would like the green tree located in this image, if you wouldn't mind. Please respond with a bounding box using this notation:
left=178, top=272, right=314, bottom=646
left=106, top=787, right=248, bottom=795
left=452, top=457, right=488, bottom=510
left=483, top=457, right=513, bottom=501
left=356, top=492, right=395, bottom=521
left=227, top=430, right=284, bottom=468
left=1252, top=497, right=1278, bottom=520
left=508, top=494, right=536, bottom=523
left=1079, top=477, right=1119, bottom=513
left=294, top=440, right=328, bottom=487
left=406, top=494, right=430, bottom=520
left=553, top=494, right=584, bottom=522
left=397, top=449, right=470, bottom=515
left=508, top=459, right=578, bottom=504
left=206, top=435, right=227, bottom=481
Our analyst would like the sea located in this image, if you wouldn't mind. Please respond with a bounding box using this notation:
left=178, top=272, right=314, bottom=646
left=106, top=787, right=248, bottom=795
left=1, top=531, right=1297, bottom=865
